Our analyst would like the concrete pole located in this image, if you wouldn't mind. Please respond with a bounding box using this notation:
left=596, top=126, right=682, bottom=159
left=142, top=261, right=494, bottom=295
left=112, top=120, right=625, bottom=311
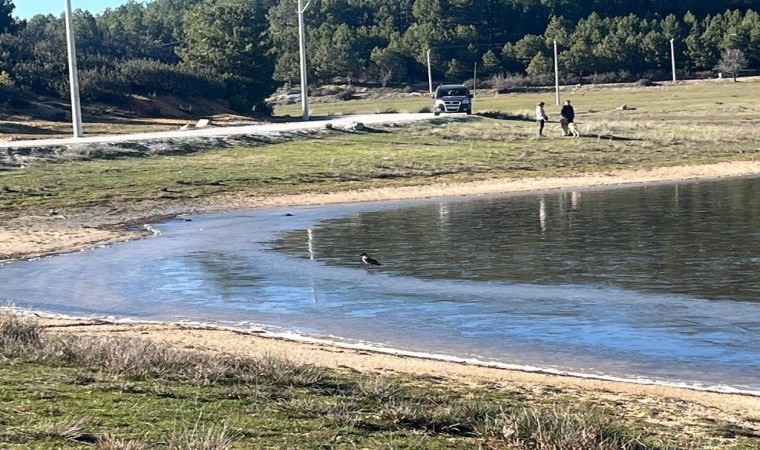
left=427, top=49, right=433, bottom=95
left=64, top=0, right=83, bottom=137
left=670, top=38, right=676, bottom=82
left=553, top=40, right=560, bottom=105
left=297, top=0, right=311, bottom=121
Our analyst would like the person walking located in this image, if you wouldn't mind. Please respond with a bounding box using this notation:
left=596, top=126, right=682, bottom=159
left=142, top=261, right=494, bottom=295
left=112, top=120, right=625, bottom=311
left=560, top=100, right=575, bottom=136
left=535, top=102, right=548, bottom=137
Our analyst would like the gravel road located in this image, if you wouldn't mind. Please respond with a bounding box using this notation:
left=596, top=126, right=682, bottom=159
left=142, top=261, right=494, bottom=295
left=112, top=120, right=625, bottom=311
left=0, top=113, right=436, bottom=150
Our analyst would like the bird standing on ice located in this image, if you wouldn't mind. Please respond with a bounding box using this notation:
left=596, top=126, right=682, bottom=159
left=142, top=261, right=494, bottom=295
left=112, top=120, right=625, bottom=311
left=360, top=252, right=381, bottom=266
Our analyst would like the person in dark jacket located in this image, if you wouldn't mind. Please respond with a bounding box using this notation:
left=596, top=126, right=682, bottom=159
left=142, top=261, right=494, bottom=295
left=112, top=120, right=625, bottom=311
left=560, top=100, right=575, bottom=136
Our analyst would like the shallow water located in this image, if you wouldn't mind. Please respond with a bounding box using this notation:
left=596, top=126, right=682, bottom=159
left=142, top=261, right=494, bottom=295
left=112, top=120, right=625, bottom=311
left=1, top=176, right=759, bottom=393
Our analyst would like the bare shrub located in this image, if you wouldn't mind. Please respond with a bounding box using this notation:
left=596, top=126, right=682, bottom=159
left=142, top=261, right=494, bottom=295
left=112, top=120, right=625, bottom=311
left=714, top=49, right=748, bottom=82
left=487, top=73, right=529, bottom=92
left=0, top=311, right=43, bottom=356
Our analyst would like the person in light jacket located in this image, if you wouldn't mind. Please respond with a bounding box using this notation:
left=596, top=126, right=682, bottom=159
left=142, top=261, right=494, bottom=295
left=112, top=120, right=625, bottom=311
left=535, top=102, right=549, bottom=136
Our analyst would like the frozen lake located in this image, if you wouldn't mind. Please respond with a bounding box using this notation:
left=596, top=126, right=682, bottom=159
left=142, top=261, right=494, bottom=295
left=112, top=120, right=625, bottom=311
left=1, top=176, right=759, bottom=394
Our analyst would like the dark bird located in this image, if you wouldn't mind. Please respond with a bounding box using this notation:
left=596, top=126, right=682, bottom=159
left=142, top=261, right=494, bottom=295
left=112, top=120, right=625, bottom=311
left=360, top=252, right=381, bottom=266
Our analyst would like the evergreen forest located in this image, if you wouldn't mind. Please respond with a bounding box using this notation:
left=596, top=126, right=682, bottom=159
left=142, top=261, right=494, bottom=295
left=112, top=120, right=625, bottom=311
left=1, top=0, right=759, bottom=113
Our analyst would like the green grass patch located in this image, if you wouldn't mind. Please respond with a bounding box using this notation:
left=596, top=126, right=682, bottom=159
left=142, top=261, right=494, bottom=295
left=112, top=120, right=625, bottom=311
left=3, top=311, right=744, bottom=449
left=1, top=111, right=756, bottom=212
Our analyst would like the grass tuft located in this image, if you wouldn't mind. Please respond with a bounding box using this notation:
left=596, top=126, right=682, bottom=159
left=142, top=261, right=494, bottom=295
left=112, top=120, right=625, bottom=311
left=0, top=310, right=43, bottom=356
left=163, top=419, right=239, bottom=450
left=35, top=417, right=95, bottom=442
left=481, top=404, right=647, bottom=450
left=355, top=374, right=404, bottom=401
left=96, top=433, right=151, bottom=450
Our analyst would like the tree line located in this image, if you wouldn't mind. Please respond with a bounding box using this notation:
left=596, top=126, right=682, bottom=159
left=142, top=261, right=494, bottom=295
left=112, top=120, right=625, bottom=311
left=1, top=0, right=758, bottom=113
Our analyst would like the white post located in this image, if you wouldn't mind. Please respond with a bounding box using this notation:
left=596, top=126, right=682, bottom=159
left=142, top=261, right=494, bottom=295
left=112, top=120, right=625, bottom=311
left=553, top=40, right=560, bottom=105
left=670, top=38, right=676, bottom=82
left=473, top=62, right=477, bottom=90
left=297, top=0, right=311, bottom=121
left=427, top=49, right=433, bottom=95
left=64, top=0, right=83, bottom=137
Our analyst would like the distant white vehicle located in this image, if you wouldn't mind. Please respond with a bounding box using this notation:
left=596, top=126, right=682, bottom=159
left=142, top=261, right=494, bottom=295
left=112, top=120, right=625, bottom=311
left=278, top=91, right=301, bottom=101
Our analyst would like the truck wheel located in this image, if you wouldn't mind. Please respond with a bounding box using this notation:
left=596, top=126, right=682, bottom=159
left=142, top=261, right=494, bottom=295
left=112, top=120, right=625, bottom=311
left=466, top=108, right=472, bottom=115
left=434, top=110, right=440, bottom=116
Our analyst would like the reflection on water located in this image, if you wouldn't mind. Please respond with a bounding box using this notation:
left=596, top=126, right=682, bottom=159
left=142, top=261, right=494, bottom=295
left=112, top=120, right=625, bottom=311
left=275, top=177, right=760, bottom=301
left=1, top=176, right=759, bottom=392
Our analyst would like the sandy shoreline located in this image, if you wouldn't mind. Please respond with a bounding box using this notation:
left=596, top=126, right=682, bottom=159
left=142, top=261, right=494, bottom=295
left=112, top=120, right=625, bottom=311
left=2, top=160, right=760, bottom=441
left=3, top=160, right=760, bottom=261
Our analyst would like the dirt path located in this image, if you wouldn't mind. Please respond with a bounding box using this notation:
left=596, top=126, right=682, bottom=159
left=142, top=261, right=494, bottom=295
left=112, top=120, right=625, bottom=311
left=0, top=113, right=432, bottom=149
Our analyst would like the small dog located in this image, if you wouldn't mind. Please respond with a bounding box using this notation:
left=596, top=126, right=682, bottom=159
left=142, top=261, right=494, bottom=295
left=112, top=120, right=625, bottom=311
left=567, top=121, right=580, bottom=138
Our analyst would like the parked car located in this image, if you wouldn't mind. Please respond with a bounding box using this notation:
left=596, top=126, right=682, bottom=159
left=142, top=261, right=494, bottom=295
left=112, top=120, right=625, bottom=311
left=278, top=90, right=301, bottom=101
left=432, top=84, right=473, bottom=116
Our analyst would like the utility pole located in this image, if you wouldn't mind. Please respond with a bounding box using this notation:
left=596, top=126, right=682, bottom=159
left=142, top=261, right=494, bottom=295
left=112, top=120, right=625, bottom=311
left=670, top=38, right=676, bottom=82
left=427, top=49, right=433, bottom=95
left=553, top=40, right=560, bottom=105
left=64, top=0, right=83, bottom=137
left=297, top=0, right=311, bottom=120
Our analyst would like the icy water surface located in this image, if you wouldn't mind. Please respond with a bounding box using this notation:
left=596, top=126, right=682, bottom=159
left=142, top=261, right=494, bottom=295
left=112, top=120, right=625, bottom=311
left=1, top=176, right=759, bottom=393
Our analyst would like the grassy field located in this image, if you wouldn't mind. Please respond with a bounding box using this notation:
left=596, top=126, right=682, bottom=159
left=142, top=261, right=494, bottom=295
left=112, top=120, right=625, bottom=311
left=1, top=78, right=758, bottom=215
left=275, top=77, right=760, bottom=122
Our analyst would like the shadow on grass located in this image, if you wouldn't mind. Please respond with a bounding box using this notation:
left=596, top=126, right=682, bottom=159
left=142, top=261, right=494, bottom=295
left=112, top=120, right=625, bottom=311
left=581, top=133, right=644, bottom=141
left=476, top=110, right=533, bottom=121
left=325, top=124, right=390, bottom=134
left=0, top=123, right=67, bottom=136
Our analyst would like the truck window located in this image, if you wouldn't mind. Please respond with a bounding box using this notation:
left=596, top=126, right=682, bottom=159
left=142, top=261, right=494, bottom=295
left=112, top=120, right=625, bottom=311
left=436, top=88, right=468, bottom=98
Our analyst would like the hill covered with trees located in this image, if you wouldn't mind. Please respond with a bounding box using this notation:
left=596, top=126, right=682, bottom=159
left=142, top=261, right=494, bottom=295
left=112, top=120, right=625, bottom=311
left=1, top=0, right=759, bottom=115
